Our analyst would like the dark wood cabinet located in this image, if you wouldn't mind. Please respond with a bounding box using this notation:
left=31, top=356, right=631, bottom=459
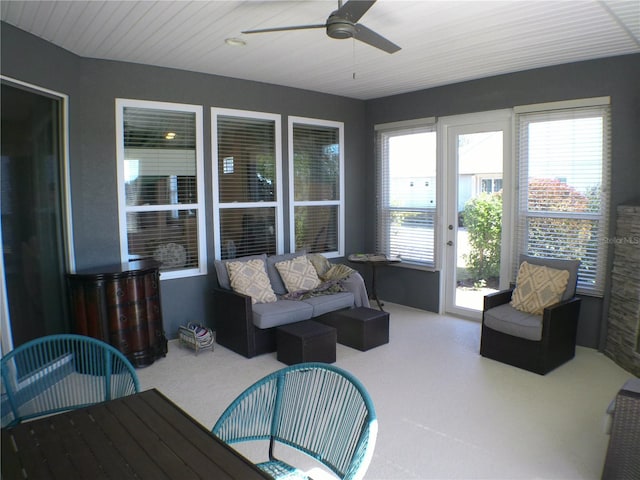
left=67, top=260, right=167, bottom=367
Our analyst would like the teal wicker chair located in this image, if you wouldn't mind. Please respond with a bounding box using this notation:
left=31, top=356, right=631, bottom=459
left=212, top=363, right=378, bottom=480
left=1, top=334, right=139, bottom=427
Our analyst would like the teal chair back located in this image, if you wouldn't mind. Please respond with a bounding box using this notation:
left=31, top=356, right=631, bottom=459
left=1, top=334, right=139, bottom=427
left=212, top=363, right=378, bottom=480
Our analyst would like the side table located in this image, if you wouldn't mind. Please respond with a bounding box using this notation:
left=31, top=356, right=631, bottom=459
left=348, top=254, right=401, bottom=311
left=317, top=307, right=389, bottom=351
left=276, top=321, right=337, bottom=365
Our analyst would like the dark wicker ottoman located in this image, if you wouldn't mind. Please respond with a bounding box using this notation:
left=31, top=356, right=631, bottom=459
left=276, top=320, right=337, bottom=365
left=318, top=307, right=389, bottom=351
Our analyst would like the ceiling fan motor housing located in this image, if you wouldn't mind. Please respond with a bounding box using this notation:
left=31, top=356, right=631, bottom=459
left=327, top=13, right=356, bottom=39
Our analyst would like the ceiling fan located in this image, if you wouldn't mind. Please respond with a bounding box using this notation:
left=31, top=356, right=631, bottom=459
left=242, top=0, right=401, bottom=54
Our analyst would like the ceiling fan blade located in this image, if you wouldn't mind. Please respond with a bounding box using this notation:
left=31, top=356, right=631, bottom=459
left=336, top=0, right=377, bottom=23
left=242, top=24, right=326, bottom=34
left=354, top=23, right=401, bottom=53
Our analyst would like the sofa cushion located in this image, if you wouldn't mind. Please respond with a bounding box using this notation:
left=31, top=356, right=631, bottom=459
left=215, top=254, right=267, bottom=290
left=511, top=261, right=569, bottom=315
left=484, top=303, right=543, bottom=341
left=302, top=292, right=355, bottom=317
left=266, top=252, right=306, bottom=295
left=227, top=259, right=277, bottom=304
left=520, top=255, right=579, bottom=301
left=276, top=255, right=321, bottom=293
left=252, top=300, right=314, bottom=329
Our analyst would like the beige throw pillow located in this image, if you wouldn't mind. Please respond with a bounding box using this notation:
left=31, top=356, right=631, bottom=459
left=227, top=259, right=277, bottom=304
left=275, top=255, right=321, bottom=293
left=511, top=261, right=570, bottom=315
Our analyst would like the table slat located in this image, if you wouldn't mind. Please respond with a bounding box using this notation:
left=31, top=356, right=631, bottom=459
left=1, top=389, right=270, bottom=480
left=65, top=408, right=139, bottom=479
left=136, top=390, right=267, bottom=479
left=36, top=416, right=110, bottom=480
left=1, top=428, right=30, bottom=479
left=88, top=396, right=193, bottom=479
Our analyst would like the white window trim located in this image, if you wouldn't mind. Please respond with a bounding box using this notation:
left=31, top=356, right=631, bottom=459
left=513, top=97, right=611, bottom=296
left=288, top=116, right=345, bottom=258
left=211, top=107, right=284, bottom=259
left=513, top=96, right=610, bottom=114
left=115, top=99, right=207, bottom=280
left=376, top=117, right=438, bottom=270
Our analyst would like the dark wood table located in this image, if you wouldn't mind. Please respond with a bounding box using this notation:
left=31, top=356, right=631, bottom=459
left=1, top=389, right=271, bottom=480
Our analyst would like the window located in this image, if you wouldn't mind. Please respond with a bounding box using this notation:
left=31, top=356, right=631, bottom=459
left=212, top=108, right=283, bottom=259
left=515, top=98, right=611, bottom=295
left=289, top=117, right=344, bottom=257
left=375, top=120, right=437, bottom=267
left=116, top=99, right=206, bottom=279
left=480, top=177, right=503, bottom=194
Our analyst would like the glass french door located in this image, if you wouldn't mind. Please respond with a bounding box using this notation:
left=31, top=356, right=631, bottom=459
left=443, top=113, right=511, bottom=319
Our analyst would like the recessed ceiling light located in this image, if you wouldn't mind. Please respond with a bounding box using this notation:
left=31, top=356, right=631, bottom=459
left=225, top=37, right=246, bottom=47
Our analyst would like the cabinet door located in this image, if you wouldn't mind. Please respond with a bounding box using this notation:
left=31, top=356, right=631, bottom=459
left=67, top=279, right=109, bottom=340
left=106, top=276, right=149, bottom=358
left=144, top=271, right=164, bottom=354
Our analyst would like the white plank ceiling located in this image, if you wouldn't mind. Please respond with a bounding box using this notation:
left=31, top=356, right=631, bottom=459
left=2, top=0, right=639, bottom=100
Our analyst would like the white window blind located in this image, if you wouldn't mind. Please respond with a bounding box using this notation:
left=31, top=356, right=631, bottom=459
left=375, top=123, right=437, bottom=267
left=515, top=101, right=611, bottom=296
left=289, top=117, right=344, bottom=257
left=116, top=100, right=206, bottom=279
left=212, top=109, right=282, bottom=260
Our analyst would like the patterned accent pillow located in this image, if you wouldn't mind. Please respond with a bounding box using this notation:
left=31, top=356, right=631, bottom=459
left=307, top=253, right=332, bottom=276
left=275, top=255, right=321, bottom=293
left=227, top=259, right=277, bottom=304
left=511, top=261, right=570, bottom=315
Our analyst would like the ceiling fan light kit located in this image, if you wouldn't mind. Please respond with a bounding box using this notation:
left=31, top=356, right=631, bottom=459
left=242, top=0, right=401, bottom=54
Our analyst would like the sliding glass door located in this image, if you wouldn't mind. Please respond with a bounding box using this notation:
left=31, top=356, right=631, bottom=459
left=1, top=80, right=71, bottom=349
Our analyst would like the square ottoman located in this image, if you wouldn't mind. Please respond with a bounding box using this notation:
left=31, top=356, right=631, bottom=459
left=319, top=307, right=389, bottom=351
left=277, top=320, right=337, bottom=365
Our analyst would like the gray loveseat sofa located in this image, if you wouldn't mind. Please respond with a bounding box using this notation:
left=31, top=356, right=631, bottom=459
left=213, top=252, right=369, bottom=358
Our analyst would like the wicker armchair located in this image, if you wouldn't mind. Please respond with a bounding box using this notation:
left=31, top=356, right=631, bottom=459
left=480, top=255, right=581, bottom=375
left=212, top=363, right=377, bottom=480
left=1, top=334, right=139, bottom=427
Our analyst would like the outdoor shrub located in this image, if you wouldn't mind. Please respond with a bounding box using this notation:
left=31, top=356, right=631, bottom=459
left=461, top=192, right=502, bottom=281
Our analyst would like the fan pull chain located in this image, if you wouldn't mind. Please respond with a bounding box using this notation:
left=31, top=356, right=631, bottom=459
left=352, top=38, right=356, bottom=80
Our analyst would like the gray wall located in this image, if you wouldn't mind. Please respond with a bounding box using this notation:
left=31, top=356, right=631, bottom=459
left=365, top=54, right=640, bottom=348
left=3, top=21, right=639, bottom=348
left=1, top=23, right=368, bottom=338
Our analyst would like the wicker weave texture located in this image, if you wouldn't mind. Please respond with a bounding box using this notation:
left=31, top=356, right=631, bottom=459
left=1, top=334, right=140, bottom=427
left=602, top=389, right=640, bottom=479
left=212, top=362, right=377, bottom=480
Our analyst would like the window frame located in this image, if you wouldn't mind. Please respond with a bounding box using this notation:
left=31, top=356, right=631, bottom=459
left=375, top=118, right=438, bottom=269
left=115, top=98, right=207, bottom=280
left=288, top=116, right=345, bottom=258
left=211, top=107, right=284, bottom=259
left=514, top=97, right=611, bottom=296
